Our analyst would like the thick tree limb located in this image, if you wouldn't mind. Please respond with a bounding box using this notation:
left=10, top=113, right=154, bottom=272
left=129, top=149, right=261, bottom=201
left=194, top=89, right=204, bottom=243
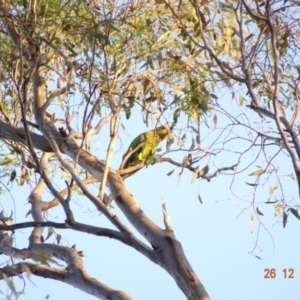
left=0, top=121, right=52, bottom=152
left=0, top=262, right=133, bottom=300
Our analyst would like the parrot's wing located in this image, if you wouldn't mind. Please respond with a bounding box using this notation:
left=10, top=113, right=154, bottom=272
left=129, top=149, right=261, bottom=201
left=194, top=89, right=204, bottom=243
left=123, top=132, right=149, bottom=168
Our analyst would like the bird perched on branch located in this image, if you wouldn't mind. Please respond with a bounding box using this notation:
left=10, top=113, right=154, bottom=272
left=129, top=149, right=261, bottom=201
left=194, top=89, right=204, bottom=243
left=121, top=126, right=171, bottom=178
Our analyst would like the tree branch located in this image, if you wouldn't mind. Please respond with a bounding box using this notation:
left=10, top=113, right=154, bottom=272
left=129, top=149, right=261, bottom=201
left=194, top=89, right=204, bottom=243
left=0, top=221, right=156, bottom=262
left=0, top=262, right=133, bottom=300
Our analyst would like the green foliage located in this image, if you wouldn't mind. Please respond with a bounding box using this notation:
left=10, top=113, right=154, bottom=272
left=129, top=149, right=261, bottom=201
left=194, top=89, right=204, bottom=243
left=0, top=0, right=300, bottom=261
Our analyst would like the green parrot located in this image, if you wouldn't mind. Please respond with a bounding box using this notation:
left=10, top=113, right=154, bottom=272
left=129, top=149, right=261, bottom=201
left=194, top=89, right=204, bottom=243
left=121, top=126, right=170, bottom=178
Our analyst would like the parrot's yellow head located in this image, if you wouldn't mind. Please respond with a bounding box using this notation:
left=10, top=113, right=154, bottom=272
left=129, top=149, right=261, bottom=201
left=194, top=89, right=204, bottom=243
left=156, top=126, right=171, bottom=139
